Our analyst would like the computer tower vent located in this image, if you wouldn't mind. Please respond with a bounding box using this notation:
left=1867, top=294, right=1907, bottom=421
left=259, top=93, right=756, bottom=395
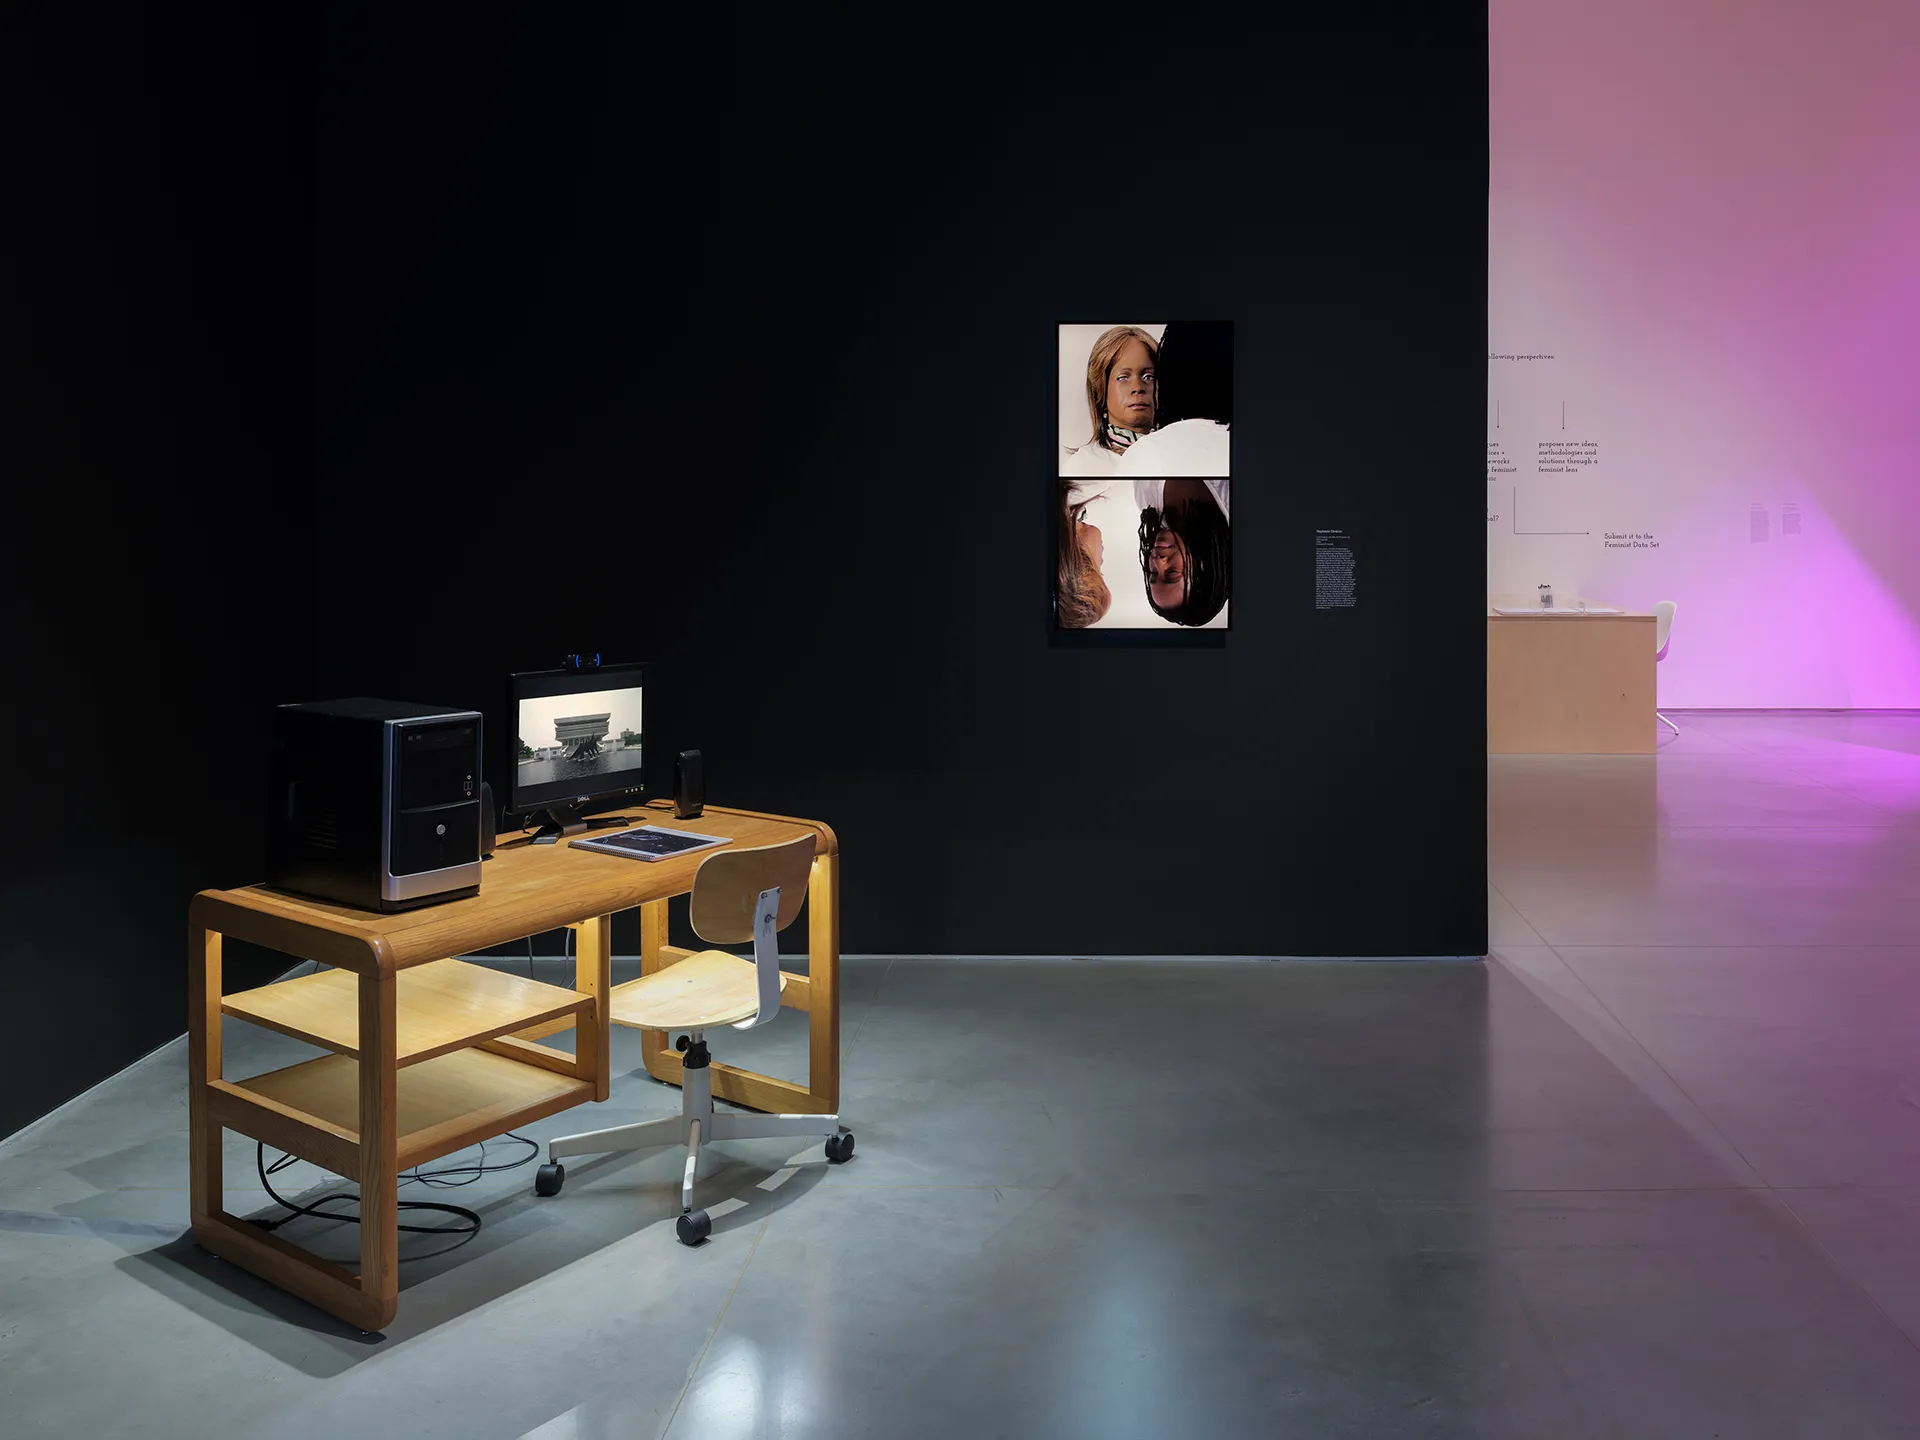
left=302, top=807, right=341, bottom=850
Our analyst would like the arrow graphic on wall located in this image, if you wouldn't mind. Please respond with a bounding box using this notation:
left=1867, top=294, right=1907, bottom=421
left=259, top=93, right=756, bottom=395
left=1512, top=485, right=1589, bottom=536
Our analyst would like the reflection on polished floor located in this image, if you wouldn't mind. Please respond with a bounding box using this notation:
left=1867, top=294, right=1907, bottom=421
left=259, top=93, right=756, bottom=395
left=4, top=713, right=1919, bottom=1437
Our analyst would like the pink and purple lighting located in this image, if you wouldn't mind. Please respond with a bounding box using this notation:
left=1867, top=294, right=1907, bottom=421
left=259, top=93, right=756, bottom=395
left=1489, top=0, right=1920, bottom=707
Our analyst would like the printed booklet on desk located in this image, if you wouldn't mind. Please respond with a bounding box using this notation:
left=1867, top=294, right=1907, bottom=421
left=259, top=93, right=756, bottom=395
left=569, top=826, right=731, bottom=862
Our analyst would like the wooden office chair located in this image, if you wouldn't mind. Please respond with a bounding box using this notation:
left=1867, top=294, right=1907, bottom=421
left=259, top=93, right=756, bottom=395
left=532, top=835, right=853, bottom=1244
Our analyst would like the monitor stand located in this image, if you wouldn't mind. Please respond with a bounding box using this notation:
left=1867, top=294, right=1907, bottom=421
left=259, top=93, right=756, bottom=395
left=528, top=802, right=634, bottom=845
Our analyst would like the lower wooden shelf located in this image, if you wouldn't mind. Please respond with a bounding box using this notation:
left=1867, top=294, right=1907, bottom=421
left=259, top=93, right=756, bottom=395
left=233, top=1047, right=592, bottom=1171
left=221, top=958, right=593, bottom=1067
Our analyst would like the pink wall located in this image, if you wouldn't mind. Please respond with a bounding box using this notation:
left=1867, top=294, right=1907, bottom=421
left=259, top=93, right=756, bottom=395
left=1489, top=0, right=1920, bottom=706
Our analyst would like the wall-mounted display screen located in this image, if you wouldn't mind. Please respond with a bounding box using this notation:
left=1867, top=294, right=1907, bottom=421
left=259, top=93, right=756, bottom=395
left=1056, top=322, right=1233, bottom=630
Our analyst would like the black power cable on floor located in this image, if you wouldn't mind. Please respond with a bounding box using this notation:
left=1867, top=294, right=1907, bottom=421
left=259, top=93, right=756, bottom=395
left=253, top=1131, right=540, bottom=1242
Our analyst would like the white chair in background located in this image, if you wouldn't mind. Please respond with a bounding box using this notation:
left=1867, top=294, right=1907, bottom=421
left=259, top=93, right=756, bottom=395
left=1652, top=600, right=1679, bottom=736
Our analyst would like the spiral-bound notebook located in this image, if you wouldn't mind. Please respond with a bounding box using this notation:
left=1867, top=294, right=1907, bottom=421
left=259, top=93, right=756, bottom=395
left=569, top=826, right=729, bottom=862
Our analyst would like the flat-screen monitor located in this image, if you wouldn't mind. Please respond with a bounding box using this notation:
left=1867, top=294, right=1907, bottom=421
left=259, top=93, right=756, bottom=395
left=509, top=664, right=645, bottom=837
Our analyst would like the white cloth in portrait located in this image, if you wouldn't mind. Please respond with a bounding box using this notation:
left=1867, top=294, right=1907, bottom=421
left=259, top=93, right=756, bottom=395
left=1061, top=422, right=1153, bottom=478
left=1132, top=477, right=1230, bottom=520
left=1113, top=419, right=1230, bottom=478
left=1060, top=441, right=1118, bottom=478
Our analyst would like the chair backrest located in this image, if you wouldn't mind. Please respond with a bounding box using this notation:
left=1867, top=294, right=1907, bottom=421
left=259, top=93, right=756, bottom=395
left=689, top=834, right=816, bottom=945
left=1652, top=600, right=1677, bottom=661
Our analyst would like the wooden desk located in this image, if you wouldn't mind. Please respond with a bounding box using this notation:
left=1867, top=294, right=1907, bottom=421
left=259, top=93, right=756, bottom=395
left=188, top=801, right=839, bottom=1332
left=1487, top=603, right=1656, bottom=753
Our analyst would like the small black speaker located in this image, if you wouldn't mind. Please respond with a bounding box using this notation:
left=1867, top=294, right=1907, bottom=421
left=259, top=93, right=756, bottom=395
left=478, top=781, right=497, bottom=858
left=674, top=750, right=704, bottom=819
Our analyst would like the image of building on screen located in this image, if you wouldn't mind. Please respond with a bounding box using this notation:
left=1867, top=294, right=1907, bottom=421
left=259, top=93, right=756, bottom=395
left=515, top=686, right=643, bottom=789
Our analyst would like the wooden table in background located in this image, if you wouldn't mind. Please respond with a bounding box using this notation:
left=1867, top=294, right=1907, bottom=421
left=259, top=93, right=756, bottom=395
left=188, top=801, right=839, bottom=1332
left=1487, top=603, right=1656, bottom=753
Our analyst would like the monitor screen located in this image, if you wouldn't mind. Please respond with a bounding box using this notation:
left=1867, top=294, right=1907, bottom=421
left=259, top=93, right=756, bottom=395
left=509, top=665, right=645, bottom=816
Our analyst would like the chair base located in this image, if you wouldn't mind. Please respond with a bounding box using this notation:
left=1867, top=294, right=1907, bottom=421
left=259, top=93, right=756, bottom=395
left=538, top=1036, right=848, bottom=1237
left=1657, top=710, right=1680, bottom=736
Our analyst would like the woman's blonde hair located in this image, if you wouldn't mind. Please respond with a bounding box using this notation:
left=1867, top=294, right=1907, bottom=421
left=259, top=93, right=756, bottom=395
left=1083, top=325, right=1158, bottom=452
left=1056, top=484, right=1112, bottom=628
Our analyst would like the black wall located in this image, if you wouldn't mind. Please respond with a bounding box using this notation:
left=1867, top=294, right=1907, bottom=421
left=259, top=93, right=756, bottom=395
left=5, top=9, right=1488, bottom=1139
left=3, top=12, right=311, bottom=1140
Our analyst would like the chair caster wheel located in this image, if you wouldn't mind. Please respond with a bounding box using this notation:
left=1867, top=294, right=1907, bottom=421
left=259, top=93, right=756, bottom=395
left=825, top=1130, right=855, bottom=1163
left=534, top=1162, right=565, bottom=1196
left=677, top=1208, right=712, bottom=1246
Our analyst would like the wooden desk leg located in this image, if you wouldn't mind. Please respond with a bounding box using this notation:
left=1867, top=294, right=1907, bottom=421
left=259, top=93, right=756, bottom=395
left=807, top=854, right=841, bottom=1112
left=638, top=899, right=673, bottom=1084
left=357, top=970, right=398, bottom=1332
left=188, top=927, right=222, bottom=1230
left=574, top=913, right=612, bottom=1102
left=189, top=922, right=392, bottom=1332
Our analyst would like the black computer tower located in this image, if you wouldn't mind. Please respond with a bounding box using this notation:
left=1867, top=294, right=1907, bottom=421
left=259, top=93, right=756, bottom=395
left=267, top=698, right=484, bottom=912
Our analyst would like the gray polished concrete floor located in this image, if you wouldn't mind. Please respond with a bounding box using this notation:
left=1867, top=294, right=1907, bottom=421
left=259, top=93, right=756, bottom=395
left=4, top=711, right=1920, bottom=1437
